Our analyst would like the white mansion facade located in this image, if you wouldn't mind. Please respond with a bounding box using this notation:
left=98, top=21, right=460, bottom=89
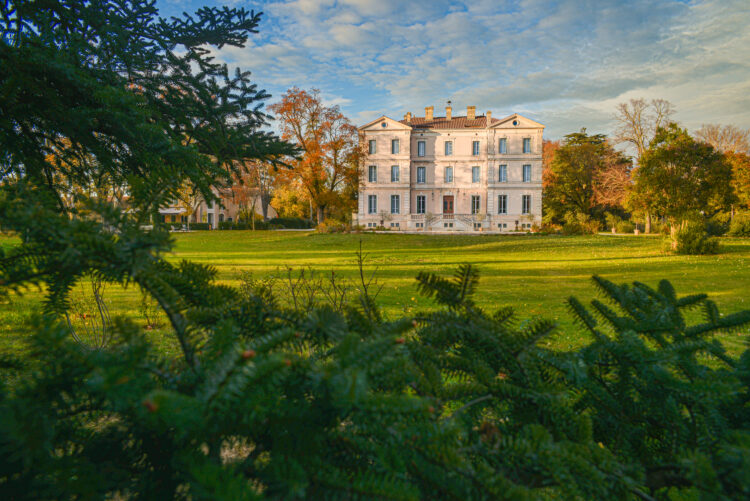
left=355, top=105, right=544, bottom=232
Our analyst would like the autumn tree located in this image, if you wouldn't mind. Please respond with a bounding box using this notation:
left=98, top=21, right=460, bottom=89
left=630, top=123, right=734, bottom=237
left=176, top=181, right=205, bottom=228
left=695, top=124, right=750, bottom=154
left=543, top=130, right=631, bottom=225
left=269, top=88, right=360, bottom=223
left=726, top=151, right=750, bottom=211
left=542, top=139, right=560, bottom=193
left=613, top=98, right=675, bottom=231
left=230, top=160, right=280, bottom=222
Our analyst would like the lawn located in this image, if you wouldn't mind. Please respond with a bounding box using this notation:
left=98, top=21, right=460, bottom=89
left=2, top=231, right=750, bottom=357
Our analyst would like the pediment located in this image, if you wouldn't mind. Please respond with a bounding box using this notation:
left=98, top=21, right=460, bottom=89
left=358, top=115, right=412, bottom=131
left=490, top=113, right=545, bottom=129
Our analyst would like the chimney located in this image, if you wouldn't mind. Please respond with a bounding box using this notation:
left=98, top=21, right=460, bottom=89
left=486, top=110, right=491, bottom=126
left=446, top=103, right=452, bottom=121
left=467, top=105, right=476, bottom=121
left=425, top=106, right=433, bottom=121
left=405, top=112, right=412, bottom=123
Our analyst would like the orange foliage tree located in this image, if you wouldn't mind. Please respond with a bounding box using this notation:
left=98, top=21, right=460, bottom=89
left=269, top=88, right=360, bottom=223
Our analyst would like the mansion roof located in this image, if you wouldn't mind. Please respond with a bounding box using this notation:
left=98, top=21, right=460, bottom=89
left=399, top=115, right=500, bottom=129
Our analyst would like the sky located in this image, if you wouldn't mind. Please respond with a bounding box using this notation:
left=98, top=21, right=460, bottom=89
left=157, top=0, right=750, bottom=140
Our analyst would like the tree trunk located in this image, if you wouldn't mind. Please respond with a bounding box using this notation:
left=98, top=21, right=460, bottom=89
left=645, top=212, right=652, bottom=234
left=317, top=205, right=325, bottom=224
left=261, top=194, right=270, bottom=222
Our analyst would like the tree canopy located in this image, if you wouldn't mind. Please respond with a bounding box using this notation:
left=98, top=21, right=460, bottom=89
left=543, top=129, right=631, bottom=224
left=630, top=123, right=734, bottom=227
left=269, top=88, right=360, bottom=223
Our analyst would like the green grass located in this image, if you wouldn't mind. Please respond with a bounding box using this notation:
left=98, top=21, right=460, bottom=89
left=2, top=231, right=750, bottom=357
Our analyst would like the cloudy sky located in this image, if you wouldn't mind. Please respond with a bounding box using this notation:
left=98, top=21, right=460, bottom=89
left=158, top=0, right=750, bottom=139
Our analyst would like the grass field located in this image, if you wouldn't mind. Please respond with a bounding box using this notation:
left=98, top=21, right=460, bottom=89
left=2, top=231, right=750, bottom=357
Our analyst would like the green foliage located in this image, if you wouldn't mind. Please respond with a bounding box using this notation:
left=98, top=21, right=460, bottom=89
left=544, top=129, right=631, bottom=225
left=562, top=211, right=601, bottom=235
left=218, top=221, right=268, bottom=230
left=565, top=276, right=750, bottom=498
left=189, top=222, right=213, bottom=231
left=706, top=212, right=732, bottom=236
left=268, top=217, right=315, bottom=229
left=316, top=219, right=350, bottom=233
left=631, top=124, right=735, bottom=226
left=671, top=221, right=720, bottom=255
left=3, top=257, right=750, bottom=499
left=218, top=218, right=313, bottom=230
left=605, top=212, right=623, bottom=230
left=2, top=2, right=750, bottom=500
left=728, top=212, right=750, bottom=237
left=616, top=220, right=636, bottom=233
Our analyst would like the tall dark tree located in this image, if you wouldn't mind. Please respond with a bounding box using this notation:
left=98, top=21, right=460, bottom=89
left=0, top=0, right=295, bottom=315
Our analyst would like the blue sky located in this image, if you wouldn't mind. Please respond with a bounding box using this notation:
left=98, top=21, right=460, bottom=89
left=158, top=0, right=750, bottom=139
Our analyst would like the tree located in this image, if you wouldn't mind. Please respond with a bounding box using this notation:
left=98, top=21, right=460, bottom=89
left=238, top=160, right=278, bottom=221
left=630, top=123, right=734, bottom=237
left=613, top=98, right=675, bottom=232
left=726, top=151, right=750, bottom=210
left=543, top=130, right=631, bottom=225
left=695, top=124, right=750, bottom=154
left=541, top=138, right=560, bottom=193
left=269, top=88, right=360, bottom=223
left=177, top=181, right=204, bottom=228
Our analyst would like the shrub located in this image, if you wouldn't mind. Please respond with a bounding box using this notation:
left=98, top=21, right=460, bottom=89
left=316, top=219, right=349, bottom=233
left=562, top=212, right=601, bottom=235
left=671, top=220, right=720, bottom=254
left=615, top=220, right=636, bottom=233
left=604, top=212, right=622, bottom=231
left=707, top=212, right=732, bottom=236
left=3, top=262, right=750, bottom=499
left=728, top=213, right=750, bottom=237
left=218, top=221, right=269, bottom=230
left=268, top=217, right=314, bottom=229
left=187, top=222, right=211, bottom=231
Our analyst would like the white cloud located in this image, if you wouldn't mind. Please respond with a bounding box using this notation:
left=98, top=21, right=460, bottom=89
left=209, top=0, right=750, bottom=139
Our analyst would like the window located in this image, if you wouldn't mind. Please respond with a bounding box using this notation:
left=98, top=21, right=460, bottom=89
left=498, top=164, right=507, bottom=182
left=391, top=139, right=399, bottom=154
left=523, top=138, right=531, bottom=153
left=390, top=195, right=400, bottom=214
left=417, top=166, right=426, bottom=184
left=368, top=140, right=376, bottom=154
left=368, top=195, right=377, bottom=214
left=472, top=141, right=480, bottom=155
left=498, top=138, right=507, bottom=154
left=522, top=195, right=531, bottom=214
left=498, top=195, right=507, bottom=214
left=368, top=165, right=377, bottom=182
left=416, top=195, right=426, bottom=214
left=471, top=195, right=481, bottom=214
left=445, top=141, right=453, bottom=156
left=417, top=140, right=425, bottom=157
left=391, top=165, right=399, bottom=182
left=472, top=166, right=480, bottom=183
left=445, top=167, right=453, bottom=183
left=523, top=164, right=531, bottom=183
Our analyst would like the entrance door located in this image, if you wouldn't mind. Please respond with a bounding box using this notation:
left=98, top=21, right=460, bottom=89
left=443, top=196, right=454, bottom=214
